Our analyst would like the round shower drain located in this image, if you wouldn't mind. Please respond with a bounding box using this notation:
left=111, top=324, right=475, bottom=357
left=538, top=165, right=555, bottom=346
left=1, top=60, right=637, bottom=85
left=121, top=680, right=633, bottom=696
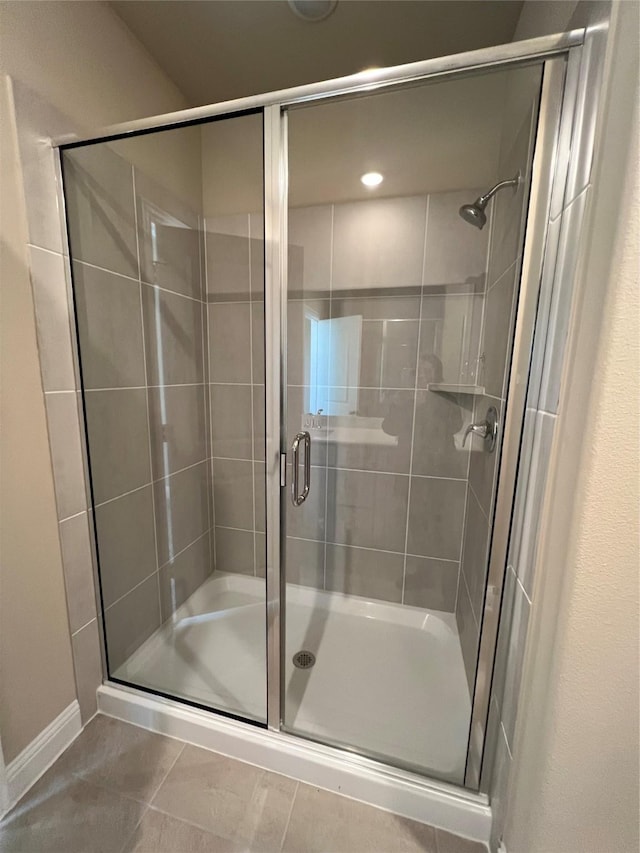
left=293, top=650, right=316, bottom=669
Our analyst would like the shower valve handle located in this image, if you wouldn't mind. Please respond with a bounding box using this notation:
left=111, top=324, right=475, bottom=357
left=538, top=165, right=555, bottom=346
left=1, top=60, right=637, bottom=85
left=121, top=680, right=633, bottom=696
left=463, top=406, right=499, bottom=452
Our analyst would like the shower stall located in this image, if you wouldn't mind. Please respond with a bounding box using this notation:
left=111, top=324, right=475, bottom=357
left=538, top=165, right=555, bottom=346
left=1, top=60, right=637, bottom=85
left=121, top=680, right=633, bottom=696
left=55, top=29, right=585, bottom=819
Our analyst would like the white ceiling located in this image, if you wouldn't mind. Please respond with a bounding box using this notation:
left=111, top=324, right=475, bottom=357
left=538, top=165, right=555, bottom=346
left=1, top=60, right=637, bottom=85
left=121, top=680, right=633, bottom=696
left=110, top=0, right=523, bottom=107
left=108, top=1, right=529, bottom=210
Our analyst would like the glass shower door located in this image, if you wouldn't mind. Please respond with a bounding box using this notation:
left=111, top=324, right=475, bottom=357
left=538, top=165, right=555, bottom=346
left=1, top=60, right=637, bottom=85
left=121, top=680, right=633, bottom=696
left=281, top=65, right=542, bottom=783
left=62, top=110, right=268, bottom=723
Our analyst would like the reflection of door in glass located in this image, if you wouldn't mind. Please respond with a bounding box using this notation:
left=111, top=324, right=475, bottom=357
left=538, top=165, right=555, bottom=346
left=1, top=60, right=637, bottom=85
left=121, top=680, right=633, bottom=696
left=282, top=63, right=543, bottom=784
left=63, top=110, right=268, bottom=724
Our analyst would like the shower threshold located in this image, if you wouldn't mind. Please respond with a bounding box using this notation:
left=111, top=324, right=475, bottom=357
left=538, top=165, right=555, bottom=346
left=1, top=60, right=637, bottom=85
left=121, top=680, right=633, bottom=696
left=112, top=571, right=470, bottom=783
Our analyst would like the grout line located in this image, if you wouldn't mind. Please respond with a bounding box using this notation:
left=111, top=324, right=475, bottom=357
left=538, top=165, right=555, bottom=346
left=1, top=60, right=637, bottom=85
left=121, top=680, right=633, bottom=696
left=455, top=480, right=470, bottom=613
left=70, top=615, right=97, bottom=638
left=140, top=278, right=202, bottom=305
left=92, top=459, right=209, bottom=510
left=44, top=388, right=76, bottom=395
left=93, top=482, right=149, bottom=509
left=117, top=743, right=186, bottom=853
left=461, top=565, right=479, bottom=630
left=322, top=203, right=335, bottom=591
left=513, top=565, right=532, bottom=606
left=131, top=165, right=162, bottom=623
left=402, top=195, right=429, bottom=604
left=198, top=215, right=214, bottom=582
left=500, top=720, right=513, bottom=760
left=468, top=480, right=491, bottom=524
left=279, top=780, right=299, bottom=850
left=74, top=258, right=139, bottom=284
left=247, top=212, right=258, bottom=578
left=27, top=242, right=64, bottom=258
left=84, top=382, right=206, bottom=392
left=157, top=529, right=210, bottom=572
left=104, top=568, right=158, bottom=613
left=203, top=217, right=218, bottom=574
left=58, top=508, right=87, bottom=524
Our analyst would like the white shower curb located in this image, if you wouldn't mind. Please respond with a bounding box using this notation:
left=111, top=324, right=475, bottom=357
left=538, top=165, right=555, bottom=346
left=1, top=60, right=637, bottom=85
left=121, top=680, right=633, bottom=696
left=98, top=682, right=491, bottom=845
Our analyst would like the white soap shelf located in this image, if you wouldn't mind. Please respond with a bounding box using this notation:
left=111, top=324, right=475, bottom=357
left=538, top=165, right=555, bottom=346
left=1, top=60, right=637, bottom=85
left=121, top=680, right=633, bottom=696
left=427, top=383, right=486, bottom=395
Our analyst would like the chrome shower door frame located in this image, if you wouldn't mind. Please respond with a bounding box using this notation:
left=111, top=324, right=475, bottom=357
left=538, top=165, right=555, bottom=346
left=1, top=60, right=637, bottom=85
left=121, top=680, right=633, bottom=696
left=53, top=28, right=586, bottom=799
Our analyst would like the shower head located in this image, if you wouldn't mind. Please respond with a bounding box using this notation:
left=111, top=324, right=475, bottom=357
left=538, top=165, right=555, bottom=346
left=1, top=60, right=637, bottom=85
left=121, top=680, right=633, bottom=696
left=459, top=173, right=521, bottom=230
left=459, top=202, right=487, bottom=229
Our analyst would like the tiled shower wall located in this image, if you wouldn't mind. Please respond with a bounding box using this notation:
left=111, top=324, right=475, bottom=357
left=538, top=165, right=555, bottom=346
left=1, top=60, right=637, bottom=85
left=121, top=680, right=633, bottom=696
left=456, top=76, right=541, bottom=696
left=63, top=142, right=213, bottom=672
left=209, top=192, right=492, bottom=614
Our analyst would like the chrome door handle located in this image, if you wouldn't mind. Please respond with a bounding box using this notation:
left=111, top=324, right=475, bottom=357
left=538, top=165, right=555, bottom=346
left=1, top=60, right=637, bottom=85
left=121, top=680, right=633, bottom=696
left=291, top=431, right=311, bottom=506
left=463, top=406, right=499, bottom=452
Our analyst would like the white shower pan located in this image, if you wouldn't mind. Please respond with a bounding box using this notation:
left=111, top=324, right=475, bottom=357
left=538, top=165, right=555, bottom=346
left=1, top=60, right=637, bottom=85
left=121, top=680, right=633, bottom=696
left=112, top=571, right=470, bottom=783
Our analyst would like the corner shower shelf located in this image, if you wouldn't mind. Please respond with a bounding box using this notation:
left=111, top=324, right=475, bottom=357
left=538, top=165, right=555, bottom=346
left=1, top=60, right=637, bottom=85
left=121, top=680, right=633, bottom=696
left=427, top=383, right=486, bottom=395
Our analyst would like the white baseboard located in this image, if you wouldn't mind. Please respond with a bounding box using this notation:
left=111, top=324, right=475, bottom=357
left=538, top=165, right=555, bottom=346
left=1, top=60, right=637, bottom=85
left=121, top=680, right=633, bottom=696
left=98, top=683, right=492, bottom=844
left=1, top=700, right=81, bottom=818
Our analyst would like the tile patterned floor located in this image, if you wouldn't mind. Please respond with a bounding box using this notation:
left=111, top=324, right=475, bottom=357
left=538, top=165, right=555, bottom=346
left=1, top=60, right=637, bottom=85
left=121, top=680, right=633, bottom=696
left=0, top=716, right=487, bottom=853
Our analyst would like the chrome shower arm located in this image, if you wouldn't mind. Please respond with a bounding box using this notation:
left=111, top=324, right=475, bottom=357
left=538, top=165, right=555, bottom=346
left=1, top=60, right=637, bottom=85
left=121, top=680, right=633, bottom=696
left=477, top=173, right=520, bottom=207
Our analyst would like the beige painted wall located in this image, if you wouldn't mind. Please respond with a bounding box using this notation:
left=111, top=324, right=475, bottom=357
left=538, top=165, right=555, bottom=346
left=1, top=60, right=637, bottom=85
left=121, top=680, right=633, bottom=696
left=0, top=77, right=77, bottom=764
left=0, top=0, right=188, bottom=762
left=503, top=2, right=639, bottom=851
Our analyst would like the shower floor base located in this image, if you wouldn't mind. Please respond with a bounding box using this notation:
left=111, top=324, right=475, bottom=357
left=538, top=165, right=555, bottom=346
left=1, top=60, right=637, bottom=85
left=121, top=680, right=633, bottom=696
left=113, top=572, right=471, bottom=783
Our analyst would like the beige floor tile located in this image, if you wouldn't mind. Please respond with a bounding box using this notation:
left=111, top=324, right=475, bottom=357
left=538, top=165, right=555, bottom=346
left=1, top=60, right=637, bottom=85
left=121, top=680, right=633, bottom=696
left=282, top=784, right=437, bottom=853
left=0, top=773, right=145, bottom=853
left=435, top=828, right=488, bottom=853
left=49, top=714, right=184, bottom=804
left=151, top=745, right=296, bottom=848
left=124, top=808, right=240, bottom=853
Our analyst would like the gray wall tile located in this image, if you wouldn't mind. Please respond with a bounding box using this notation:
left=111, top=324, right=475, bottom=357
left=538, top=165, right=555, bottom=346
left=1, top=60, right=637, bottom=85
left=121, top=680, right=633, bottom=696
left=332, top=196, right=427, bottom=291
left=59, top=512, right=97, bottom=634
left=407, top=476, right=466, bottom=561
left=135, top=167, right=201, bottom=300
left=325, top=543, right=403, bottom=602
left=252, top=385, right=265, bottom=462
left=419, top=293, right=485, bottom=387
left=29, top=247, right=76, bottom=392
left=210, top=384, right=253, bottom=460
left=214, top=527, right=254, bottom=576
left=45, top=392, right=88, bottom=520
left=513, top=411, right=556, bottom=598
left=501, top=575, right=531, bottom=751
left=460, top=488, right=491, bottom=623
left=404, top=555, right=458, bottom=612
left=481, top=265, right=517, bottom=399
left=149, top=384, right=207, bottom=479
left=326, top=469, right=408, bottom=553
left=211, top=458, right=254, bottom=531
left=63, top=144, right=138, bottom=279
left=423, top=190, right=489, bottom=289
left=104, top=574, right=161, bottom=671
left=486, top=105, right=535, bottom=289
left=142, top=285, right=204, bottom=386
left=254, top=462, right=265, bottom=533
left=358, top=319, right=419, bottom=389
left=208, top=302, right=251, bottom=383
left=154, top=462, right=210, bottom=568
left=73, top=262, right=145, bottom=389
left=254, top=531, right=266, bottom=578
left=251, top=301, right=265, bottom=384
left=71, top=619, right=103, bottom=723
left=288, top=205, right=333, bottom=298
left=95, top=486, right=156, bottom=608
left=285, top=538, right=324, bottom=588
left=84, top=388, right=150, bottom=505
left=539, top=189, right=589, bottom=414
left=286, top=464, right=326, bottom=542
left=456, top=575, right=479, bottom=697
left=205, top=227, right=250, bottom=301
left=326, top=389, right=414, bottom=474
left=159, top=532, right=211, bottom=619
left=411, top=390, right=468, bottom=478
left=467, top=396, right=503, bottom=518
